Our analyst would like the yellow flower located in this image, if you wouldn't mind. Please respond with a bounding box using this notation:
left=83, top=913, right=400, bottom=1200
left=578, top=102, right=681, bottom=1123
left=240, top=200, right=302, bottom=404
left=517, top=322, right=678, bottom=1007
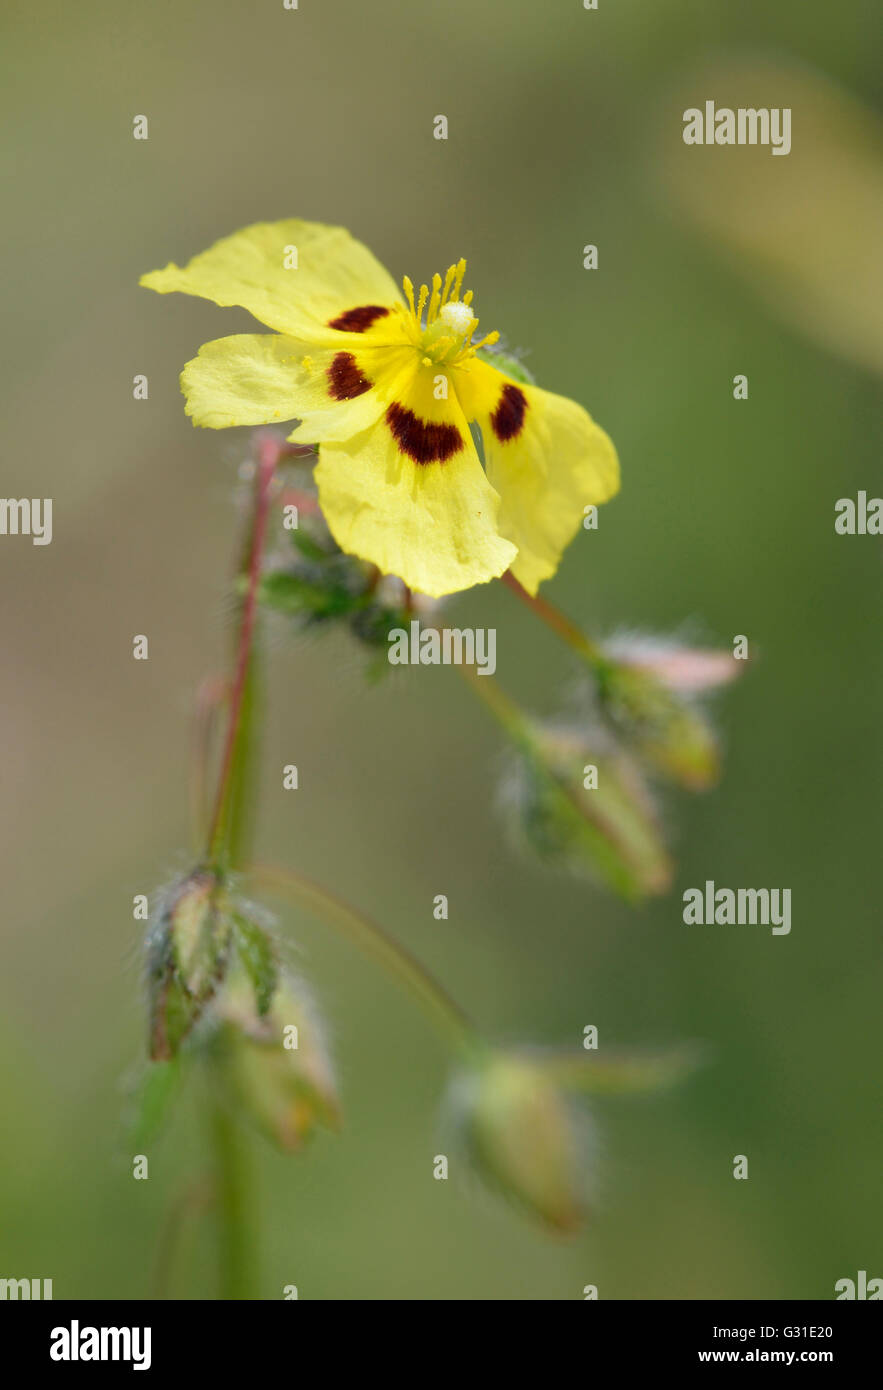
left=141, top=219, right=619, bottom=597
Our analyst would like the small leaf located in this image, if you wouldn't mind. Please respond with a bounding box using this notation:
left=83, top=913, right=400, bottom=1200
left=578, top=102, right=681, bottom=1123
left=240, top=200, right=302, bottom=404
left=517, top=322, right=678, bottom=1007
left=289, top=528, right=335, bottom=564
left=259, top=570, right=362, bottom=620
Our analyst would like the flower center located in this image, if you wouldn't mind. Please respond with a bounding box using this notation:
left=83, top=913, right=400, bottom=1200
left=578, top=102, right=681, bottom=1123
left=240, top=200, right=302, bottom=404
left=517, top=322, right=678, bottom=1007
left=400, top=260, right=500, bottom=367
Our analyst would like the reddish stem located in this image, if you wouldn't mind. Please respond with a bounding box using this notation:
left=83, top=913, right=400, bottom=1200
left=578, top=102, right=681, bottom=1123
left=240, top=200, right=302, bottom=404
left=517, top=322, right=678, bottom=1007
left=206, top=435, right=279, bottom=865
left=501, top=569, right=601, bottom=665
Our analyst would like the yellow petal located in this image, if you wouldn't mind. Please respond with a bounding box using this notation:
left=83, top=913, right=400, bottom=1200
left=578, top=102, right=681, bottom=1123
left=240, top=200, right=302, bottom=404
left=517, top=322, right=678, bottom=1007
left=181, top=333, right=413, bottom=440
left=456, top=360, right=619, bottom=595
left=315, top=365, right=516, bottom=597
left=141, top=219, right=404, bottom=342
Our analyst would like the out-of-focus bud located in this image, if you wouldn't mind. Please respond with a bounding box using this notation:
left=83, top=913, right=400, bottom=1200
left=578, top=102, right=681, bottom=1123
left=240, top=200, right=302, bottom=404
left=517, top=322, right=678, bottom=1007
left=214, top=968, right=340, bottom=1151
left=604, top=634, right=741, bottom=695
left=595, top=660, right=723, bottom=791
left=146, top=868, right=232, bottom=1061
left=450, top=1051, right=587, bottom=1235
left=502, top=719, right=672, bottom=900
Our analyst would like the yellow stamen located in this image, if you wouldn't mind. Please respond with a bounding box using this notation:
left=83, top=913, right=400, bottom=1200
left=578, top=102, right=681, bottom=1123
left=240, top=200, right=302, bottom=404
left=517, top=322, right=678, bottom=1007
left=400, top=258, right=498, bottom=367
left=440, top=264, right=457, bottom=307
left=427, top=273, right=443, bottom=325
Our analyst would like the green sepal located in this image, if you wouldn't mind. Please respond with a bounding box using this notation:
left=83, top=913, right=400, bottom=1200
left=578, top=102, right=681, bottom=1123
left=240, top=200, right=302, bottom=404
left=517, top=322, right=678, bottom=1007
left=477, top=347, right=536, bottom=385
left=232, top=914, right=279, bottom=1018
left=128, top=1058, right=182, bottom=1147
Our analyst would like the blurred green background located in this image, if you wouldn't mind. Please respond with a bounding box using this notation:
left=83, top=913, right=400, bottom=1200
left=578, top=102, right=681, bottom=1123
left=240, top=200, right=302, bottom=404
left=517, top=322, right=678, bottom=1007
left=1, top=0, right=880, bottom=1299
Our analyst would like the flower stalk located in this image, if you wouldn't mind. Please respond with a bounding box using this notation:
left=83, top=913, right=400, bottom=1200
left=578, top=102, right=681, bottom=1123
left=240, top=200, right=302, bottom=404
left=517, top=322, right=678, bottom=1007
left=206, top=434, right=278, bottom=873
left=200, top=433, right=279, bottom=1298
left=501, top=569, right=606, bottom=672
left=208, top=1087, right=258, bottom=1300
left=247, top=862, right=478, bottom=1059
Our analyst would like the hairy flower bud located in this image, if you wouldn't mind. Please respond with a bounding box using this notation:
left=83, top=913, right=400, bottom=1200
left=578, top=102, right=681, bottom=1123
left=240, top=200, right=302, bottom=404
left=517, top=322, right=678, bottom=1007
left=146, top=868, right=232, bottom=1061
left=502, top=719, right=672, bottom=900
left=449, top=1041, right=699, bottom=1233
left=596, top=655, right=727, bottom=791
left=451, top=1052, right=587, bottom=1234
left=214, top=968, right=340, bottom=1151
left=604, top=634, right=741, bottom=695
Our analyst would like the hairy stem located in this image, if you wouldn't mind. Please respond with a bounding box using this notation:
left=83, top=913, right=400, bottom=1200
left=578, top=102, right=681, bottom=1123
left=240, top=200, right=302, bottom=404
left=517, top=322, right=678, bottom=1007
left=248, top=862, right=479, bottom=1058
left=201, top=434, right=280, bottom=1302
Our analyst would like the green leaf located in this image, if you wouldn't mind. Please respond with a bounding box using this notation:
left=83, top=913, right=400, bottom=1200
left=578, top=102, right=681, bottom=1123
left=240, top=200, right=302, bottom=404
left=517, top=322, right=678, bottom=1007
left=289, top=528, right=334, bottom=563
left=259, top=570, right=365, bottom=621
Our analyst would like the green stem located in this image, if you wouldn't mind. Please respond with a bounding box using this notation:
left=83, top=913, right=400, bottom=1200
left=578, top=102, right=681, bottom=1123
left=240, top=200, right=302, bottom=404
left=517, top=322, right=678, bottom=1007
left=455, top=662, right=532, bottom=743
left=190, top=676, right=229, bottom=852
left=208, top=1089, right=257, bottom=1299
left=247, top=862, right=480, bottom=1059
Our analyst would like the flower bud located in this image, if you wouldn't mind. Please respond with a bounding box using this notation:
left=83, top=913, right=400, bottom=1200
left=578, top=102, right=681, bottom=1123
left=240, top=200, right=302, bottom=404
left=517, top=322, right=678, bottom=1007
left=502, top=719, right=672, bottom=900
left=605, top=634, right=741, bottom=695
left=597, top=661, right=721, bottom=791
left=146, top=868, right=232, bottom=1061
left=214, top=968, right=340, bottom=1151
left=451, top=1052, right=587, bottom=1234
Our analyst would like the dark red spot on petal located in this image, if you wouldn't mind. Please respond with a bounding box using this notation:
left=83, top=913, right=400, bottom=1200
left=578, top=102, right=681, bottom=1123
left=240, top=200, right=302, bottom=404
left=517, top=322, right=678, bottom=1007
left=328, top=305, right=391, bottom=332
left=327, top=352, right=372, bottom=400
left=490, top=382, right=528, bottom=442
left=385, top=403, right=464, bottom=464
